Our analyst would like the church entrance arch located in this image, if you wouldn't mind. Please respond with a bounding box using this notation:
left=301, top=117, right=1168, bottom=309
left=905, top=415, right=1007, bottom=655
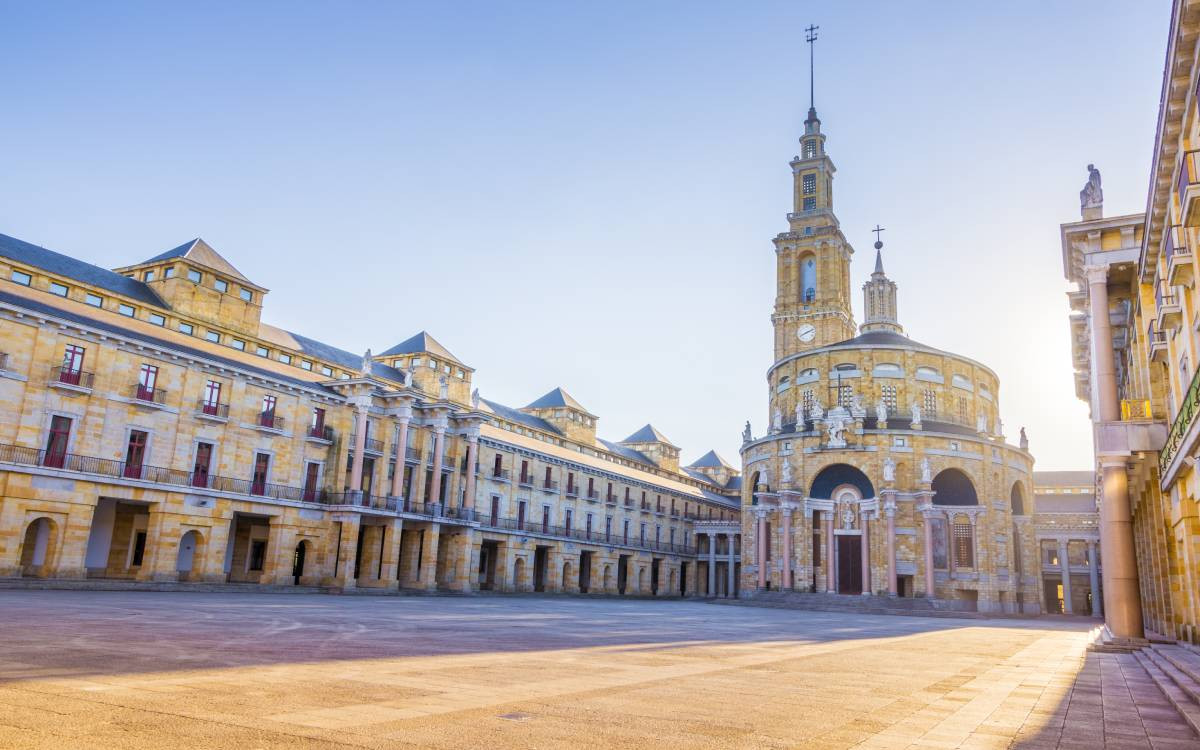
left=832, top=485, right=865, bottom=595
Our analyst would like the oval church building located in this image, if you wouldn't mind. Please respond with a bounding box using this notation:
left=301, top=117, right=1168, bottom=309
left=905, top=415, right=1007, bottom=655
left=739, top=103, right=1038, bottom=614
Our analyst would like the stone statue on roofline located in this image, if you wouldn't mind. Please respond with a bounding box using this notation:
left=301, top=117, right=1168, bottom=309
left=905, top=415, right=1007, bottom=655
left=438, top=375, right=449, bottom=400
left=772, top=407, right=783, bottom=434
left=1080, top=164, right=1103, bottom=210
left=360, top=349, right=372, bottom=376
left=742, top=421, right=753, bottom=443
left=875, top=399, right=888, bottom=428
left=471, top=388, right=480, bottom=410
left=1019, top=427, right=1029, bottom=452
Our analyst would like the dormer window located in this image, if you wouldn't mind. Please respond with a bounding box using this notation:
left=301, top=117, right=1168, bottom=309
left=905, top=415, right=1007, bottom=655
left=239, top=288, right=252, bottom=302
left=187, top=269, right=201, bottom=284
left=320, top=365, right=333, bottom=377
left=214, top=279, right=229, bottom=293
left=143, top=270, right=155, bottom=282
left=163, top=266, right=175, bottom=279
left=49, top=282, right=68, bottom=297
left=412, top=357, right=423, bottom=368
left=11, top=270, right=31, bottom=286
left=255, top=345, right=269, bottom=357
left=300, top=360, right=312, bottom=371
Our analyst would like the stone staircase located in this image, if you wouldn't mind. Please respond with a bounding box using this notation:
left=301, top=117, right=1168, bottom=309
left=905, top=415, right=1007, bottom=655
left=1135, top=642, right=1200, bottom=736
left=714, top=590, right=989, bottom=619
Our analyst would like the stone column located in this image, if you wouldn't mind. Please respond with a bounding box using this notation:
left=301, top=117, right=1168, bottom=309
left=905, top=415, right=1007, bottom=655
left=336, top=516, right=360, bottom=590
left=427, top=418, right=447, bottom=509
left=348, top=399, right=370, bottom=500
left=461, top=429, right=479, bottom=515
left=707, top=533, right=717, bottom=597
left=756, top=511, right=768, bottom=590
left=389, top=408, right=411, bottom=501
left=1088, top=540, right=1102, bottom=617
left=824, top=511, right=835, bottom=593
left=886, top=504, right=897, bottom=596
left=860, top=511, right=871, bottom=595
left=727, top=532, right=735, bottom=598
left=1058, top=538, right=1073, bottom=614
left=378, top=518, right=403, bottom=590
left=781, top=507, right=793, bottom=591
left=420, top=523, right=441, bottom=590
left=922, top=511, right=935, bottom=598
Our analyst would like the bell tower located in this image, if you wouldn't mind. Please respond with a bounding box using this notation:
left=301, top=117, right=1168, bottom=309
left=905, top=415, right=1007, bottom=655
left=771, top=24, right=856, bottom=362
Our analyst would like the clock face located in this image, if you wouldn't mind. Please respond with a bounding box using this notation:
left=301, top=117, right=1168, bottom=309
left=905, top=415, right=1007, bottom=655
left=797, top=324, right=816, bottom=343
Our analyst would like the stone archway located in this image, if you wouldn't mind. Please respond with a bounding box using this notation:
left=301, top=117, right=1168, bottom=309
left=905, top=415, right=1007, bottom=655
left=292, top=539, right=315, bottom=585
left=176, top=529, right=204, bottom=582
left=19, top=517, right=59, bottom=578
left=602, top=564, right=612, bottom=593
left=932, top=469, right=978, bottom=506
left=561, top=560, right=573, bottom=592
left=513, top=557, right=526, bottom=592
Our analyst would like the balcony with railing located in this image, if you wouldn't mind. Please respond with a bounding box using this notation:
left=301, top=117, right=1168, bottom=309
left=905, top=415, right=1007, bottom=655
left=50, top=366, right=94, bottom=392
left=585, top=488, right=600, bottom=502
left=490, top=467, right=511, bottom=483
left=306, top=424, right=335, bottom=443
left=195, top=399, right=230, bottom=421
left=606, top=493, right=618, bottom=506
left=1147, top=319, right=1168, bottom=362
left=1160, top=363, right=1200, bottom=481
left=255, top=411, right=285, bottom=433
left=348, top=435, right=383, bottom=454
left=131, top=383, right=167, bottom=407
left=541, top=479, right=559, bottom=493
left=565, top=484, right=578, bottom=498
left=1177, top=149, right=1200, bottom=227
left=469, top=509, right=697, bottom=556
left=1164, top=225, right=1194, bottom=287
left=518, top=474, right=535, bottom=488
left=404, top=446, right=419, bottom=462
left=1156, top=280, right=1183, bottom=332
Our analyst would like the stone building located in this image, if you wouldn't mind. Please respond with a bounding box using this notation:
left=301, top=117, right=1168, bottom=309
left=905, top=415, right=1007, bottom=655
left=739, top=101, right=1040, bottom=614
left=1059, top=0, right=1200, bottom=646
left=0, top=233, right=740, bottom=594
left=1032, top=471, right=1102, bottom=617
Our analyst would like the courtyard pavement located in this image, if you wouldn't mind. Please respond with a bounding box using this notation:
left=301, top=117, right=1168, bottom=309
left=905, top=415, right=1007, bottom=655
left=0, top=591, right=1194, bottom=749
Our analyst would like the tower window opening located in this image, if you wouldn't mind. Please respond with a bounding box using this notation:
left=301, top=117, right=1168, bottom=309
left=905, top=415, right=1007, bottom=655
left=801, top=257, right=817, bottom=303
left=880, top=384, right=897, bottom=411
left=923, top=389, right=938, bottom=420
left=802, top=173, right=816, bottom=195
left=802, top=389, right=815, bottom=419
left=803, top=197, right=817, bottom=212
left=803, top=140, right=817, bottom=158
left=838, top=385, right=853, bottom=408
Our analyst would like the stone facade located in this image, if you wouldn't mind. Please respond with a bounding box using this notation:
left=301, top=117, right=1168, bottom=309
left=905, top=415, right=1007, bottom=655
left=1032, top=471, right=1102, bottom=617
left=0, top=234, right=740, bottom=595
left=740, top=102, right=1040, bottom=614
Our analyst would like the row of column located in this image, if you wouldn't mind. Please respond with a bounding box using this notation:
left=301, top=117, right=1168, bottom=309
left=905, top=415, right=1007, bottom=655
left=705, top=531, right=737, bottom=597
left=1053, top=537, right=1102, bottom=616
left=755, top=505, right=887, bottom=596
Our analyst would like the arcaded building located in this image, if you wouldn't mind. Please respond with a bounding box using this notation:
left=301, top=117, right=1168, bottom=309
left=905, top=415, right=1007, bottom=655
left=1032, top=471, right=1102, bottom=617
left=740, top=102, right=1040, bottom=613
left=0, top=233, right=740, bottom=594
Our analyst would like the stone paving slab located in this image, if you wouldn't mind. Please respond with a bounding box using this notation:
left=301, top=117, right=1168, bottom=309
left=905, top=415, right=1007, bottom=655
left=0, top=591, right=1193, bottom=749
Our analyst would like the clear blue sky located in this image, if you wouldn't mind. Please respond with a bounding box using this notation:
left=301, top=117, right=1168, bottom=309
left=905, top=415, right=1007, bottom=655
left=0, top=1, right=1170, bottom=470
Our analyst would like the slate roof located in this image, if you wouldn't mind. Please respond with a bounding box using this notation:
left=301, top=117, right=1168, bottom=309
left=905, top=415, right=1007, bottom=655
left=700, top=489, right=740, bottom=508
left=137, top=238, right=257, bottom=286
left=0, top=290, right=337, bottom=395
left=524, top=387, right=590, bottom=413
left=285, top=331, right=407, bottom=385
left=682, top=468, right=721, bottom=486
left=622, top=424, right=676, bottom=446
left=597, top=438, right=656, bottom=468
left=826, top=330, right=947, bottom=355
left=481, top=398, right=563, bottom=435
left=380, top=331, right=465, bottom=366
left=0, top=232, right=167, bottom=309
left=725, top=475, right=743, bottom=491
left=688, top=449, right=734, bottom=469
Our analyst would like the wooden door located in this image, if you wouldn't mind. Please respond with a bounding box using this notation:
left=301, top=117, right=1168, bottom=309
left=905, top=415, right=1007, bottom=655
left=837, top=536, right=862, bottom=594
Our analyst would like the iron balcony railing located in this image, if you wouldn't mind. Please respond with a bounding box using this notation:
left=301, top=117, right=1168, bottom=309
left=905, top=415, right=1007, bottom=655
left=518, top=474, right=535, bottom=488
left=1156, top=279, right=1178, bottom=312
left=1148, top=319, right=1167, bottom=347
left=565, top=485, right=578, bottom=497
left=257, top=411, right=284, bottom=430
left=132, top=383, right=167, bottom=405
left=1161, top=363, right=1200, bottom=475
left=307, top=424, right=334, bottom=441
left=1176, top=149, right=1200, bottom=210
left=491, top=467, right=511, bottom=480
left=542, top=479, right=559, bottom=491
left=469, top=510, right=696, bottom=556
left=349, top=435, right=383, bottom=453
left=51, top=365, right=94, bottom=389
left=585, top=489, right=600, bottom=500
left=196, top=399, right=230, bottom=419
left=405, top=446, right=420, bottom=461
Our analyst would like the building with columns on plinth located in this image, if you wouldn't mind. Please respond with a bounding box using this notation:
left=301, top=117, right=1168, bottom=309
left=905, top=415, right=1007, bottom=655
left=739, top=100, right=1041, bottom=614
left=1032, top=471, right=1102, bottom=617
left=0, top=233, right=741, bottom=595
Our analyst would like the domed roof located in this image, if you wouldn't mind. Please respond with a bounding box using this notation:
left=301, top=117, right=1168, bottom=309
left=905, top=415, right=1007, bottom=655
left=825, top=330, right=948, bottom=356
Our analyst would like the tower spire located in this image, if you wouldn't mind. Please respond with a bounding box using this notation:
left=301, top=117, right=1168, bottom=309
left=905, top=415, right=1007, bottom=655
left=861, top=229, right=903, bottom=335
left=805, top=24, right=820, bottom=124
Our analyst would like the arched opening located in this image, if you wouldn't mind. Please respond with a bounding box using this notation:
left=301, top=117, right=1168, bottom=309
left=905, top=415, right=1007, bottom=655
left=602, top=564, right=612, bottom=593
left=19, top=517, right=58, bottom=578
left=562, top=560, right=573, bottom=591
left=176, top=529, right=203, bottom=581
left=292, top=539, right=313, bottom=585
left=669, top=569, right=677, bottom=594
left=932, top=469, right=978, bottom=506
left=810, top=464, right=875, bottom=500
left=513, top=557, right=526, bottom=592
left=637, top=567, right=645, bottom=593
left=1010, top=482, right=1027, bottom=516
left=749, top=471, right=761, bottom=502
left=800, top=254, right=817, bottom=302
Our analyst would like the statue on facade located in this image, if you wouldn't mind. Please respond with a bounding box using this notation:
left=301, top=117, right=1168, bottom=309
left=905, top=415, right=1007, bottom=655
left=772, top=407, right=783, bottom=433
left=1019, top=427, right=1029, bottom=452
left=438, top=375, right=449, bottom=400
left=883, top=456, right=896, bottom=482
left=875, top=399, right=888, bottom=428
left=781, top=458, right=792, bottom=486
left=743, top=421, right=753, bottom=443
left=841, top=507, right=856, bottom=530
left=360, top=349, right=373, bottom=376
left=910, top=402, right=922, bottom=426
left=920, top=457, right=932, bottom=484
left=849, top=392, right=866, bottom=419
left=811, top=398, right=825, bottom=422
left=795, top=401, right=806, bottom=428
left=825, top=407, right=849, bottom=448
left=1080, top=164, right=1103, bottom=209
left=976, top=414, right=988, bottom=434
left=471, top=388, right=480, bottom=409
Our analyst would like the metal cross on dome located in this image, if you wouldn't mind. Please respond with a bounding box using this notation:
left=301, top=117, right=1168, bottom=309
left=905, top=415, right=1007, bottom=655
left=873, top=225, right=886, bottom=243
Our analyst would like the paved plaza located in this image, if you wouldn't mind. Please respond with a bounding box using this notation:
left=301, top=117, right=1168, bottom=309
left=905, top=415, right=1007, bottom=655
left=0, top=591, right=1194, bottom=749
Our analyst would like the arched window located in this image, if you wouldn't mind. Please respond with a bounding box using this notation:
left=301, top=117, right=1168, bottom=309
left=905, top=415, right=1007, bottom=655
left=932, top=469, right=978, bottom=506
left=873, top=362, right=902, bottom=377
left=801, top=256, right=817, bottom=302
left=810, top=463, right=875, bottom=500
left=835, top=362, right=857, bottom=372
left=951, top=374, right=972, bottom=391
left=1010, top=482, right=1026, bottom=516
left=776, top=376, right=791, bottom=393
left=797, top=367, right=819, bottom=384
left=916, top=366, right=942, bottom=382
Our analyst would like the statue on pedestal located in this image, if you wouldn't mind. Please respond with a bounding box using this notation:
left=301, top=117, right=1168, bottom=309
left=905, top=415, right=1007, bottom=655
left=910, top=403, right=922, bottom=427
left=883, top=456, right=896, bottom=482
left=772, top=407, right=783, bottom=433
left=1019, top=427, right=1029, bottom=452
left=360, top=349, right=373, bottom=376
left=742, top=421, right=753, bottom=443
left=976, top=414, right=988, bottom=434
left=1080, top=164, right=1103, bottom=210
left=875, top=399, right=888, bottom=428
left=471, top=388, right=480, bottom=410
left=920, top=457, right=932, bottom=484
left=438, top=375, right=449, bottom=400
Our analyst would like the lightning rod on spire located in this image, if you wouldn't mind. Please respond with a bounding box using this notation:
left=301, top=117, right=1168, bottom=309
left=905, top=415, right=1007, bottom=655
left=805, top=24, right=819, bottom=111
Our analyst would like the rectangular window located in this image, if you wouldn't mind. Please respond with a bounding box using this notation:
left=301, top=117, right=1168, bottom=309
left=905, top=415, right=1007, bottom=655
left=623, top=519, right=630, bottom=544
left=412, top=357, right=423, bottom=368
left=192, top=442, right=213, bottom=488
left=202, top=380, right=222, bottom=414
left=187, top=269, right=201, bottom=283
left=205, top=331, right=220, bottom=343
left=11, top=270, right=31, bottom=285
left=320, top=365, right=333, bottom=376
left=148, top=313, right=165, bottom=326
left=802, top=173, right=816, bottom=195
left=85, top=293, right=103, bottom=307
left=214, top=279, right=228, bottom=293
left=255, top=345, right=269, bottom=357
left=61, top=344, right=86, bottom=377
left=179, top=322, right=194, bottom=335
left=957, top=396, right=968, bottom=424
left=542, top=506, right=550, bottom=533
left=838, top=384, right=853, bottom=408
left=303, top=462, right=321, bottom=502
left=310, top=406, right=325, bottom=433
left=565, top=508, right=573, bottom=532
left=49, top=282, right=68, bottom=297
left=137, top=363, right=158, bottom=400
left=239, top=288, right=253, bottom=302
left=953, top=524, right=974, bottom=568
left=639, top=523, right=646, bottom=544
left=251, top=452, right=270, bottom=495
left=923, top=389, right=938, bottom=420
left=124, top=429, right=148, bottom=479
left=300, top=359, right=312, bottom=371
left=143, top=270, right=155, bottom=282
left=231, top=339, right=246, bottom=351
left=279, top=353, right=292, bottom=365
left=260, top=394, right=277, bottom=427
left=880, top=384, right=897, bottom=411
left=43, top=415, right=72, bottom=468
left=803, top=196, right=817, bottom=211
left=118, top=304, right=135, bottom=317
left=490, top=495, right=500, bottom=522
left=586, top=513, right=593, bottom=536
left=605, top=516, right=612, bottom=541
left=163, top=266, right=175, bottom=279
left=517, top=501, right=527, bottom=529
